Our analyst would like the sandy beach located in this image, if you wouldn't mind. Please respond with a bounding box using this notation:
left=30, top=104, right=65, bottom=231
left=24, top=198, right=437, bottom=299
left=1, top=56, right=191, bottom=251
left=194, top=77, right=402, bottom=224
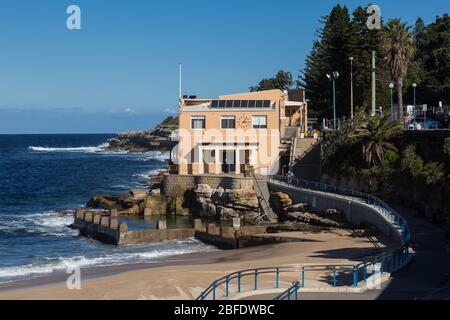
left=0, top=229, right=390, bottom=300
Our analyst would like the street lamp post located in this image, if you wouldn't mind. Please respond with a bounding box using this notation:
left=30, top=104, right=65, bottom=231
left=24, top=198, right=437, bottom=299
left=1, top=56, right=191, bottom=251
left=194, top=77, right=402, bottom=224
left=412, top=83, right=417, bottom=129
left=349, top=57, right=354, bottom=119
left=327, top=72, right=340, bottom=131
left=389, top=83, right=394, bottom=121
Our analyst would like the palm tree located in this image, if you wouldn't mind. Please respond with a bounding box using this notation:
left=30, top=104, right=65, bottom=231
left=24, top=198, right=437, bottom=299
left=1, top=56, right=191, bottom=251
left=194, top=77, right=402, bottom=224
left=381, top=19, right=416, bottom=122
left=350, top=114, right=403, bottom=168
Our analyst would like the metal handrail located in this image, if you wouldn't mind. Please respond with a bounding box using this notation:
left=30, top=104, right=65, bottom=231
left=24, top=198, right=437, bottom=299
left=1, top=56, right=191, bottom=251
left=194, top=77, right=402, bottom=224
left=197, top=175, right=412, bottom=301
left=268, top=175, right=410, bottom=244
left=252, top=172, right=272, bottom=223
left=197, top=264, right=356, bottom=301
left=274, top=281, right=300, bottom=300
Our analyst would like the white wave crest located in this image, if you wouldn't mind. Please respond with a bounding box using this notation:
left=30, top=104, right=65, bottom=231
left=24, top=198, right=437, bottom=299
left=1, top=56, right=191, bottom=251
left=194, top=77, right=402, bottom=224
left=137, top=151, right=170, bottom=162
left=29, top=143, right=109, bottom=153
left=0, top=240, right=217, bottom=283
left=1, top=210, right=76, bottom=237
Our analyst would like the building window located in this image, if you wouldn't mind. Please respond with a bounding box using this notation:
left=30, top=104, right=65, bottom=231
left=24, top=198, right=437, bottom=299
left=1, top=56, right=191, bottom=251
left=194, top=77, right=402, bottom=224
left=221, top=116, right=236, bottom=129
left=191, top=116, right=206, bottom=129
left=252, top=116, right=267, bottom=129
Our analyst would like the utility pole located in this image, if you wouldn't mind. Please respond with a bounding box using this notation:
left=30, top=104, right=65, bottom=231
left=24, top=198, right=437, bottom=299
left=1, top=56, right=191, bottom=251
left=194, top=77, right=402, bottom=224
left=371, top=51, right=376, bottom=116
left=349, top=57, right=354, bottom=119
left=179, top=63, right=182, bottom=100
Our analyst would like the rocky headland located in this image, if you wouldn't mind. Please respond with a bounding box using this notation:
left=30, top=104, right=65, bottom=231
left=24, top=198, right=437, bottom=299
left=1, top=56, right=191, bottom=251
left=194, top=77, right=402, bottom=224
left=102, top=116, right=178, bottom=152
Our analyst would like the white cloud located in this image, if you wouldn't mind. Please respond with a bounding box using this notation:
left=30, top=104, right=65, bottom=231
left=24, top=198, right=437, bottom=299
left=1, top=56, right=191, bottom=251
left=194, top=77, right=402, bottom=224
left=124, top=107, right=135, bottom=114
left=163, top=108, right=177, bottom=115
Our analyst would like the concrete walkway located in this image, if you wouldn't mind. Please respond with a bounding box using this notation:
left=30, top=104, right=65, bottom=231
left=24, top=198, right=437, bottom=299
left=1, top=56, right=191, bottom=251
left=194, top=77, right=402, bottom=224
left=246, top=206, right=450, bottom=300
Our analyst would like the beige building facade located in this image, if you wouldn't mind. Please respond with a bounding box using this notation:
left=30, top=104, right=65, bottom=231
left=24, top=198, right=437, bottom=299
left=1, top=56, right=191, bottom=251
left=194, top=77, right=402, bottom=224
left=175, top=89, right=307, bottom=176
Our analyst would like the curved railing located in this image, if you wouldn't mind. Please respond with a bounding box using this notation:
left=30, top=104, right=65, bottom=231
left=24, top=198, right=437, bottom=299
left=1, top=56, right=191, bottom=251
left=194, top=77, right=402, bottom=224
left=269, top=175, right=410, bottom=244
left=196, top=175, right=411, bottom=300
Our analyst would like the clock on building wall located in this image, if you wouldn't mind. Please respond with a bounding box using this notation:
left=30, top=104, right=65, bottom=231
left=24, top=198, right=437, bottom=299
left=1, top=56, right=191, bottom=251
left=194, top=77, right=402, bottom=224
left=237, top=115, right=251, bottom=129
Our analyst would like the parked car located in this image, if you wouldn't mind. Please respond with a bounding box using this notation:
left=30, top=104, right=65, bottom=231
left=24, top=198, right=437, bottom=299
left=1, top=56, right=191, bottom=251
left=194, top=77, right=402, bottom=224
left=434, top=113, right=450, bottom=128
left=408, top=116, right=443, bottom=129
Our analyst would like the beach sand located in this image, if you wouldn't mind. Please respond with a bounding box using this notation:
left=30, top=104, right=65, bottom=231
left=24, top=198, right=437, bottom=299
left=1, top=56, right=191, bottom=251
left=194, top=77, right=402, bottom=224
left=0, top=229, right=390, bottom=300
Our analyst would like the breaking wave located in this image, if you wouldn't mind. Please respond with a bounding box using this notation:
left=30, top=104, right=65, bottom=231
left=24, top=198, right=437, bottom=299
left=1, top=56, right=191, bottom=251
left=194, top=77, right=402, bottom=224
left=0, top=239, right=217, bottom=283
left=29, top=143, right=110, bottom=153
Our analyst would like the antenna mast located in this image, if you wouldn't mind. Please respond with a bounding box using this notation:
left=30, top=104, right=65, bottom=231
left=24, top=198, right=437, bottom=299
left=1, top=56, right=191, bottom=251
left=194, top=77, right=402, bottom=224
left=179, top=63, right=182, bottom=100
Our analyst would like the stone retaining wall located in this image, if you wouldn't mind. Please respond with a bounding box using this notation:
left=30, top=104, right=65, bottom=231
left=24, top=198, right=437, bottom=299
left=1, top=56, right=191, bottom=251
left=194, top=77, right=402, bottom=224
left=163, top=174, right=254, bottom=197
left=269, top=182, right=403, bottom=245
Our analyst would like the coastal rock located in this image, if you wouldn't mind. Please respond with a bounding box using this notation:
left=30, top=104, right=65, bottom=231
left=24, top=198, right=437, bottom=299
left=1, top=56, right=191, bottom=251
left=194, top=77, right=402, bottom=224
left=216, top=206, right=238, bottom=220
left=270, top=192, right=293, bottom=214
left=183, top=184, right=260, bottom=222
left=87, top=195, right=123, bottom=210
left=285, top=203, right=310, bottom=213
left=194, top=184, right=214, bottom=198
left=282, top=211, right=344, bottom=228
left=167, top=197, right=190, bottom=216
left=129, top=189, right=149, bottom=200
left=103, top=118, right=178, bottom=152
left=143, top=195, right=168, bottom=216
left=220, top=189, right=259, bottom=212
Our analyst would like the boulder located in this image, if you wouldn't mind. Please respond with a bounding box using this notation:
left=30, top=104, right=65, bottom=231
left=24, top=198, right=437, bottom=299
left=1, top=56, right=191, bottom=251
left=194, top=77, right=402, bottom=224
left=285, top=203, right=309, bottom=213
left=129, top=189, right=148, bottom=200
left=144, top=195, right=167, bottom=216
left=270, top=192, right=293, bottom=214
left=87, top=195, right=122, bottom=210
left=150, top=188, right=161, bottom=196
left=216, top=206, right=238, bottom=220
left=194, top=184, right=214, bottom=198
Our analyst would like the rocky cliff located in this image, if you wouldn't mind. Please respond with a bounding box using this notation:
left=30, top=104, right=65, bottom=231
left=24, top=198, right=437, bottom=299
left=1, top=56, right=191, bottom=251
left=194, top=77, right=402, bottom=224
left=103, top=117, right=178, bottom=152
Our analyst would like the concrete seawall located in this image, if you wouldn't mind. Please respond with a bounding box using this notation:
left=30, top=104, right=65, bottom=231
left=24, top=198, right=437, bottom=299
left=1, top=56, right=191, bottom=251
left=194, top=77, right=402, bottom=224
left=268, top=182, right=403, bottom=246
left=73, top=209, right=277, bottom=248
left=163, top=174, right=254, bottom=197
left=73, top=209, right=196, bottom=245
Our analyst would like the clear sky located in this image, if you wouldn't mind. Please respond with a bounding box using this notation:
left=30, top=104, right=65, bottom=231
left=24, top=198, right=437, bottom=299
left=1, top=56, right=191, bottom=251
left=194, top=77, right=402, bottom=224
left=0, top=0, right=447, bottom=134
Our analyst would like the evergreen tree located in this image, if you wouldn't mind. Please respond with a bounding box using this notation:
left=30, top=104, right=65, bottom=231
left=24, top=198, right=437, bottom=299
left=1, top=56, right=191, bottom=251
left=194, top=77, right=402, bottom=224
left=250, top=70, right=293, bottom=92
left=299, top=5, right=353, bottom=119
left=409, top=14, right=450, bottom=106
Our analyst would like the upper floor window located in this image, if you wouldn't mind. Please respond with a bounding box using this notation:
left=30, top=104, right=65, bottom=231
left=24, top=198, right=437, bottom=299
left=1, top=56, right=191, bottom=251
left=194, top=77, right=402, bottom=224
left=191, top=116, right=205, bottom=129
left=252, top=116, right=267, bottom=129
left=221, top=116, right=236, bottom=129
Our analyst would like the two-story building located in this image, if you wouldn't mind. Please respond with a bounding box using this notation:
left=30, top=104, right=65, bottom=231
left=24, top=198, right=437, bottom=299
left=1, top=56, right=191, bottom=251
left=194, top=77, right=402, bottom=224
left=174, top=89, right=308, bottom=176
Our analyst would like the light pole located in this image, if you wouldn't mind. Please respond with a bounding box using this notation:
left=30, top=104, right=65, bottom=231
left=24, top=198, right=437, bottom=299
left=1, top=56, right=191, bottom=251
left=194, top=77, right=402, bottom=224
left=349, top=57, right=354, bottom=119
left=389, top=83, right=394, bottom=121
left=412, top=83, right=417, bottom=129
left=326, top=72, right=340, bottom=130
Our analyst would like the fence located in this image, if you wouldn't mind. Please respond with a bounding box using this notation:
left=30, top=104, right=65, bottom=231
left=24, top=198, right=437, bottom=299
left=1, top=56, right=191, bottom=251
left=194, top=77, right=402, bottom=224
left=196, top=175, right=411, bottom=301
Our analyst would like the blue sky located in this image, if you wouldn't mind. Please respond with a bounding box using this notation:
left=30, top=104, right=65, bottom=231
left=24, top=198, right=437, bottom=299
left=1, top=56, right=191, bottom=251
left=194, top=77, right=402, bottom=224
left=0, top=0, right=447, bottom=134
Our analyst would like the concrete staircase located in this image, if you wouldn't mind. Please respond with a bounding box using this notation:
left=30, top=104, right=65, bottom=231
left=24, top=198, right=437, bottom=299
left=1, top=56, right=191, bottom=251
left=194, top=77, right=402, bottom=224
left=290, top=137, right=322, bottom=181
left=294, top=138, right=319, bottom=160
left=253, top=176, right=278, bottom=224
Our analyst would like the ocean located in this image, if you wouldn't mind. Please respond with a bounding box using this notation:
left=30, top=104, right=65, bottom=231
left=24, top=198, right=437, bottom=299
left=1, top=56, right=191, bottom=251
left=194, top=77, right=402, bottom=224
left=0, top=134, right=215, bottom=284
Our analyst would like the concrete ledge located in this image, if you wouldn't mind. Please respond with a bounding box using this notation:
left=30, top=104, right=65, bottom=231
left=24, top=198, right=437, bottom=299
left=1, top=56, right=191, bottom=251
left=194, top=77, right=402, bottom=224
left=163, top=174, right=254, bottom=197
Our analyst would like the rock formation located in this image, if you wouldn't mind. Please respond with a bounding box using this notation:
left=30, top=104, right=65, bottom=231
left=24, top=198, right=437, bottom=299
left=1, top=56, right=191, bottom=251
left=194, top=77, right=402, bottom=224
left=103, top=117, right=178, bottom=152
left=269, top=192, right=346, bottom=228
left=183, top=184, right=261, bottom=223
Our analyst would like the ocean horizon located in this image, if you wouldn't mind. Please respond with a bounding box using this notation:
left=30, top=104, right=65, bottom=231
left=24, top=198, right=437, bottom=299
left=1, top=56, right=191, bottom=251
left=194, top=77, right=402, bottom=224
left=0, top=134, right=215, bottom=284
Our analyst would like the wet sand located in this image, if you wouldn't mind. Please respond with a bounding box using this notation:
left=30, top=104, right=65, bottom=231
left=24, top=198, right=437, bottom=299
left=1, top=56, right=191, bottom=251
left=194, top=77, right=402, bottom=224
left=0, top=229, right=391, bottom=300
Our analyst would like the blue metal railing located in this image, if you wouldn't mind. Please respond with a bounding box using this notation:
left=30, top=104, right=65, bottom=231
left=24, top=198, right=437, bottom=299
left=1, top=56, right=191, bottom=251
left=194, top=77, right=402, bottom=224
left=274, top=282, right=300, bottom=300
left=196, top=175, right=412, bottom=300
left=268, top=175, right=410, bottom=244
